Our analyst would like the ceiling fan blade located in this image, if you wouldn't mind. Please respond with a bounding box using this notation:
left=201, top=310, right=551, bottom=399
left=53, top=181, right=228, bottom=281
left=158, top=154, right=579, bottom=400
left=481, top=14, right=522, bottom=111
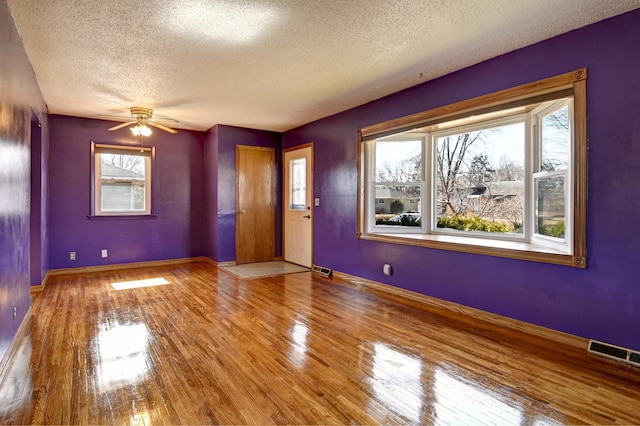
left=108, top=121, right=136, bottom=131
left=97, top=114, right=130, bottom=119
left=152, top=116, right=180, bottom=124
left=148, top=121, right=178, bottom=134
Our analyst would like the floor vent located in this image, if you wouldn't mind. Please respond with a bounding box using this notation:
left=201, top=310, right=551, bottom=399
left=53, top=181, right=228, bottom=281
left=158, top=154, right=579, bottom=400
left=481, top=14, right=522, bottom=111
left=588, top=340, right=640, bottom=367
left=312, top=265, right=332, bottom=277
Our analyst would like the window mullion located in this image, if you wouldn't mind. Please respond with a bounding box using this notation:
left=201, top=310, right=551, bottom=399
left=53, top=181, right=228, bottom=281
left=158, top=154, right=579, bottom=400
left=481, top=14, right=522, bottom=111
left=145, top=155, right=152, bottom=214
left=367, top=141, right=376, bottom=233
left=426, top=134, right=435, bottom=234
left=524, top=114, right=534, bottom=242
left=565, top=98, right=575, bottom=252
left=95, top=153, right=102, bottom=215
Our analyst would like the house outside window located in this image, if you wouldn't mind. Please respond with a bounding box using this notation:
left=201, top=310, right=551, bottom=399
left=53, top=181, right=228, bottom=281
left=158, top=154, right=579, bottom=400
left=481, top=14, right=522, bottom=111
left=92, top=143, right=154, bottom=216
left=357, top=69, right=587, bottom=268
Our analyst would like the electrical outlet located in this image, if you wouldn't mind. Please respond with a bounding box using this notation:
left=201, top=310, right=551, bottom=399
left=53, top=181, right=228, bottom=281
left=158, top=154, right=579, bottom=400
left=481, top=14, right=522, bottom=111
left=13, top=305, right=17, bottom=320
left=383, top=264, right=392, bottom=276
left=101, top=249, right=108, bottom=258
left=69, top=251, right=76, bottom=261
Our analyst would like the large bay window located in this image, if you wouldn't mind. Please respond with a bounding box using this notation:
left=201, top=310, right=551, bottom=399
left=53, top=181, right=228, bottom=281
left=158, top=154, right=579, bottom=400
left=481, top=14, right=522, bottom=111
left=357, top=69, right=587, bottom=267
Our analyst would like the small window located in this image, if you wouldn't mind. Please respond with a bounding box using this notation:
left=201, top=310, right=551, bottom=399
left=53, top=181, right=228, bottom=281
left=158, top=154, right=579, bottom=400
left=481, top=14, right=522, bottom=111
left=358, top=69, right=587, bottom=268
left=92, top=143, right=154, bottom=216
left=290, top=158, right=306, bottom=210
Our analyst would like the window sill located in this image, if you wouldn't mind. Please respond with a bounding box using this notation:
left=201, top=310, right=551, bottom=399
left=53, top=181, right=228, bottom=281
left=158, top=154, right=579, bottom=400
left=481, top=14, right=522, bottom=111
left=357, top=232, right=586, bottom=268
left=87, top=214, right=157, bottom=221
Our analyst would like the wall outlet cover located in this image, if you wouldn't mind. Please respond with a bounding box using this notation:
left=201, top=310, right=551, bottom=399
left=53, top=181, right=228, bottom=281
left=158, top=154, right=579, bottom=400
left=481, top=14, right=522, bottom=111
left=383, top=264, right=392, bottom=276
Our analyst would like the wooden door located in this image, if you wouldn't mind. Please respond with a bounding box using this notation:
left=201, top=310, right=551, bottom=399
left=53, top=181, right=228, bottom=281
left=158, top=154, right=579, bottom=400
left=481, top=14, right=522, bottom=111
left=236, top=146, right=275, bottom=265
left=283, top=144, right=313, bottom=267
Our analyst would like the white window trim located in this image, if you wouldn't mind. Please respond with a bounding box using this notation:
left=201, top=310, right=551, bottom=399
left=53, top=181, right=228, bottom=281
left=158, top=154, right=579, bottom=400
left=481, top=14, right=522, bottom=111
left=366, top=136, right=427, bottom=234
left=357, top=69, right=588, bottom=268
left=428, top=114, right=529, bottom=242
left=530, top=99, right=574, bottom=253
left=91, top=142, right=155, bottom=217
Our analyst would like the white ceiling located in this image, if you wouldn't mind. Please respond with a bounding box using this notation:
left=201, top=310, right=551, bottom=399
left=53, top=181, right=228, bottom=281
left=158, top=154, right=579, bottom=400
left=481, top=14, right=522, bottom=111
left=7, top=0, right=639, bottom=132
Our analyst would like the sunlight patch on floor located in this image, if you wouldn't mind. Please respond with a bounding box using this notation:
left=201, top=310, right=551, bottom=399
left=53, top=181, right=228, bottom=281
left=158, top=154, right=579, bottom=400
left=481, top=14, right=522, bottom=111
left=111, top=277, right=170, bottom=291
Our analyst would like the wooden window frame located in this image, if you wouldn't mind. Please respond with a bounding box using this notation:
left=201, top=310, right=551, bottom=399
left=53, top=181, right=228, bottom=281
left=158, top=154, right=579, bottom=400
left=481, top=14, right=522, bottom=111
left=357, top=69, right=587, bottom=268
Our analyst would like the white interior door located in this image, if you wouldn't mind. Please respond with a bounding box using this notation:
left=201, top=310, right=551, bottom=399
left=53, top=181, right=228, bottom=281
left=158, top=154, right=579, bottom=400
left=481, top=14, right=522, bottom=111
left=284, top=145, right=313, bottom=267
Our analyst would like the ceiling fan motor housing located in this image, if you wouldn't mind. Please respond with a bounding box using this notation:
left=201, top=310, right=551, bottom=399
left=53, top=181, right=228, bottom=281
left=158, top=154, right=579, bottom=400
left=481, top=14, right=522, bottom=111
left=106, top=106, right=177, bottom=134
left=131, top=107, right=153, bottom=122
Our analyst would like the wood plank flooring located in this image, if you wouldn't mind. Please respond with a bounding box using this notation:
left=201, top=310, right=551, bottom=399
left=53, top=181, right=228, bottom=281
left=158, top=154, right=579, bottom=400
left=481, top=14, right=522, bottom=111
left=1, top=261, right=639, bottom=425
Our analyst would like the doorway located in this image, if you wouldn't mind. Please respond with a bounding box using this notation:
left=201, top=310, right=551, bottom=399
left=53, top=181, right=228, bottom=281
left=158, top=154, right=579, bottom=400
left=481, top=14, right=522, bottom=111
left=236, top=145, right=275, bottom=265
left=283, top=144, right=313, bottom=267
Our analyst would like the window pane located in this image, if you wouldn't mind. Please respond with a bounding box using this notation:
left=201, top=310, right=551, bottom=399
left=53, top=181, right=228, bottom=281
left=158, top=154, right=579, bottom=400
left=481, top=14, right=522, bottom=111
left=101, top=182, right=146, bottom=211
left=541, top=105, right=570, bottom=172
left=100, top=153, right=146, bottom=178
left=98, top=151, right=148, bottom=213
left=436, top=122, right=524, bottom=234
left=535, top=175, right=565, bottom=239
left=375, top=184, right=421, bottom=227
left=290, top=158, right=306, bottom=210
left=375, top=140, right=421, bottom=183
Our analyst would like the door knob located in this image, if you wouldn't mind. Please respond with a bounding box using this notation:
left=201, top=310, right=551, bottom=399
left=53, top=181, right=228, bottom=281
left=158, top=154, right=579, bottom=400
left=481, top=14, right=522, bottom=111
left=241, top=209, right=246, bottom=214
left=303, top=215, right=311, bottom=219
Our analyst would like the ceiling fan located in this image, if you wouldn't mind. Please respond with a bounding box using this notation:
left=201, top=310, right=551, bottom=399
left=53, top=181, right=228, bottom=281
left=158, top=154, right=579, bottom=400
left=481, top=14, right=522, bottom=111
left=107, top=106, right=178, bottom=135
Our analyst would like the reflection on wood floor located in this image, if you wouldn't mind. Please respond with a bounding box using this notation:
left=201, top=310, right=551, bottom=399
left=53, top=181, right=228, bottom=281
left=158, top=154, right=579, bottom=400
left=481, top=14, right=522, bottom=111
left=1, top=261, right=639, bottom=425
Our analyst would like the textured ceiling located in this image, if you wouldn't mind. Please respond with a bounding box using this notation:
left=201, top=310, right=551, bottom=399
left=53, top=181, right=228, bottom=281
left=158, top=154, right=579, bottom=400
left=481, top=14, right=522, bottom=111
left=7, top=0, right=640, bottom=132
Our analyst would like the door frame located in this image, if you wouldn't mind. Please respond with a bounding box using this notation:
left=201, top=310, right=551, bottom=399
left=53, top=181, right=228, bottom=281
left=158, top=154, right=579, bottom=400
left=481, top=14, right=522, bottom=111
left=283, top=142, right=314, bottom=267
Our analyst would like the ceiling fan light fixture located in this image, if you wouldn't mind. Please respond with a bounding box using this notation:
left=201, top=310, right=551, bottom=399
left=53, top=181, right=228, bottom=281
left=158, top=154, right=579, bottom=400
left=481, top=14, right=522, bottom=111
left=131, top=124, right=152, bottom=136
left=107, top=107, right=177, bottom=134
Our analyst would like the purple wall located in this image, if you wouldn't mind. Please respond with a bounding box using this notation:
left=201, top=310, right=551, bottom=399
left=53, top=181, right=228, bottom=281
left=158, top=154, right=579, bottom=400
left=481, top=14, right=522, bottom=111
left=48, top=118, right=283, bottom=268
left=30, top=118, right=49, bottom=286
left=0, top=0, right=48, bottom=363
left=48, top=115, right=205, bottom=268
left=204, top=126, right=219, bottom=261
left=283, top=10, right=640, bottom=351
left=206, top=125, right=282, bottom=262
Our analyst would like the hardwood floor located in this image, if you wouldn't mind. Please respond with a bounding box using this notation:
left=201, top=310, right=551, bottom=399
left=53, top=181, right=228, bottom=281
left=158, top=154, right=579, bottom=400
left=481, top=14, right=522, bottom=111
left=1, top=261, right=639, bottom=425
